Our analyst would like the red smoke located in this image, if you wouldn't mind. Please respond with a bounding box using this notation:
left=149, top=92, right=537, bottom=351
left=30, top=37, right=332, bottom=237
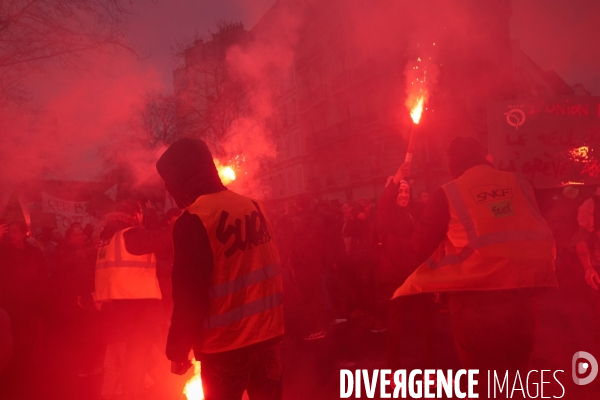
left=215, top=1, right=304, bottom=198
left=0, top=53, right=164, bottom=206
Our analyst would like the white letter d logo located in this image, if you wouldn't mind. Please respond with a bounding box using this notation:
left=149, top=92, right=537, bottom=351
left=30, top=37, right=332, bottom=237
left=572, top=351, right=598, bottom=385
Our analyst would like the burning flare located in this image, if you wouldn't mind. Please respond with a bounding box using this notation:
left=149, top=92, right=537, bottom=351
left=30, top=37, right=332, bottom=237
left=409, top=97, right=425, bottom=124
left=183, top=359, right=204, bottom=400
left=214, top=159, right=237, bottom=185
left=570, top=146, right=589, bottom=160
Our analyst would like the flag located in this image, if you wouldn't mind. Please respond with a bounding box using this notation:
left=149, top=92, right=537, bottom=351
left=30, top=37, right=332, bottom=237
left=104, top=184, right=118, bottom=202
left=3, top=191, right=26, bottom=223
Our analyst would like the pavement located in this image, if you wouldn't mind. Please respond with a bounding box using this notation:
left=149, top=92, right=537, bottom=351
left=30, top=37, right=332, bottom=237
left=8, top=268, right=600, bottom=399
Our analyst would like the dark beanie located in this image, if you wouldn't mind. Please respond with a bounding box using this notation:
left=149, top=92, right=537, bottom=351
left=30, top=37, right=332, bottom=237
left=156, top=138, right=226, bottom=207
left=447, top=136, right=489, bottom=178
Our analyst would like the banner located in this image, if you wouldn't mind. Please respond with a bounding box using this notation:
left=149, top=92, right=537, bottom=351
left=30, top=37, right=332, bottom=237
left=488, top=96, right=600, bottom=188
left=41, top=192, right=98, bottom=232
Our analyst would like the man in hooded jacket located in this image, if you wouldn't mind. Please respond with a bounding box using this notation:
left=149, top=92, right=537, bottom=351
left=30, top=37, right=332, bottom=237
left=156, top=138, right=284, bottom=400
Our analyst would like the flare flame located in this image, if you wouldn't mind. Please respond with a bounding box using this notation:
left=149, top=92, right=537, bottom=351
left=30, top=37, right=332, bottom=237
left=410, top=97, right=425, bottom=124
left=214, top=159, right=237, bottom=185
left=183, top=359, right=204, bottom=400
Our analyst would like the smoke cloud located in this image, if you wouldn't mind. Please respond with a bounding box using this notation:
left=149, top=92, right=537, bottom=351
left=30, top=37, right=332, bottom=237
left=216, top=1, right=305, bottom=198
left=0, top=53, right=164, bottom=205
left=511, top=0, right=600, bottom=94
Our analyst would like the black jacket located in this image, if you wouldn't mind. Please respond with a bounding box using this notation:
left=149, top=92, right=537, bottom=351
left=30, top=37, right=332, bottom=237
left=157, top=139, right=281, bottom=363
left=0, top=241, right=49, bottom=318
left=376, top=182, right=417, bottom=283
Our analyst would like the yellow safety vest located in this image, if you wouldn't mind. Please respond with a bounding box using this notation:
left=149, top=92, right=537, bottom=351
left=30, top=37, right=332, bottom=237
left=394, top=165, right=557, bottom=297
left=187, top=190, right=284, bottom=353
left=95, top=228, right=162, bottom=300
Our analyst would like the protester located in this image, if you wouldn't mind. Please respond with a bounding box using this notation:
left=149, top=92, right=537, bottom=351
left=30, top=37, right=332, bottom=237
left=544, top=185, right=586, bottom=292
left=46, top=227, right=63, bottom=259
left=95, top=199, right=170, bottom=400
left=573, top=185, right=600, bottom=290
left=0, top=226, right=13, bottom=376
left=157, top=138, right=284, bottom=400
left=331, top=201, right=358, bottom=319
left=289, top=193, right=328, bottom=339
left=341, top=202, right=353, bottom=255
left=0, top=221, right=6, bottom=244
left=53, top=223, right=103, bottom=377
left=0, top=307, right=12, bottom=375
left=316, top=200, right=347, bottom=323
left=0, top=221, right=49, bottom=399
left=376, top=169, right=436, bottom=369
left=409, top=190, right=429, bottom=223
left=343, top=203, right=376, bottom=321
left=394, top=136, right=557, bottom=377
left=83, top=223, right=95, bottom=243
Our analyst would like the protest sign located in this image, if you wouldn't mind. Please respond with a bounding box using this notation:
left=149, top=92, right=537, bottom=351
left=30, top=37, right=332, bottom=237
left=41, top=192, right=97, bottom=232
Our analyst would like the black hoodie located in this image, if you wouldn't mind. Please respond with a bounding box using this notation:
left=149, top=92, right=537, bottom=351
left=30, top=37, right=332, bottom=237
left=157, top=139, right=283, bottom=363
left=156, top=138, right=228, bottom=362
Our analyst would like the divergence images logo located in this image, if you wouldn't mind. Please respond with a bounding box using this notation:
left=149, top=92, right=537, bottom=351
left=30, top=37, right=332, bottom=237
left=572, top=351, right=598, bottom=385
left=504, top=108, right=526, bottom=130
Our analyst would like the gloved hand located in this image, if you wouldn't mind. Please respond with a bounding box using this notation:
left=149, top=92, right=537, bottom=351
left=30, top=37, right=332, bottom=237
left=171, top=360, right=192, bottom=375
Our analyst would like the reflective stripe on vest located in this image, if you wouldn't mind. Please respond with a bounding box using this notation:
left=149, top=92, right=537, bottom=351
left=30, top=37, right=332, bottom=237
left=205, top=262, right=282, bottom=328
left=425, top=175, right=554, bottom=270
left=209, top=263, right=281, bottom=300
left=96, top=230, right=154, bottom=269
left=206, top=291, right=283, bottom=329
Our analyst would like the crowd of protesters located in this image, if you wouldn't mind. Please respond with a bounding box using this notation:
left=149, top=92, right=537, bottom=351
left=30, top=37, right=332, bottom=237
left=1, top=167, right=600, bottom=399
left=0, top=201, right=181, bottom=400
left=269, top=173, right=600, bottom=373
left=270, top=170, right=437, bottom=373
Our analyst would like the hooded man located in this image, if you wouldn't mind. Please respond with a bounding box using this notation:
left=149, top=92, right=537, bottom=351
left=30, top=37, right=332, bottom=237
left=156, top=138, right=283, bottom=400
left=393, top=136, right=557, bottom=378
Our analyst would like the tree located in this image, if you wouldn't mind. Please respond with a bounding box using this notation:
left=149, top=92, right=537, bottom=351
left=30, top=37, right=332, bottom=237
left=138, top=91, right=179, bottom=146
left=0, top=0, right=136, bottom=96
left=171, top=21, right=248, bottom=151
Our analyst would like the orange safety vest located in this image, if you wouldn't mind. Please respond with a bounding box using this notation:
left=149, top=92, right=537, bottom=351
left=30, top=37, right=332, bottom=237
left=393, top=165, right=557, bottom=298
left=95, top=228, right=161, bottom=301
left=187, top=190, right=284, bottom=354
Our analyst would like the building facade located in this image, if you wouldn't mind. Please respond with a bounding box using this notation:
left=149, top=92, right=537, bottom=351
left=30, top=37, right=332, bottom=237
left=174, top=0, right=579, bottom=204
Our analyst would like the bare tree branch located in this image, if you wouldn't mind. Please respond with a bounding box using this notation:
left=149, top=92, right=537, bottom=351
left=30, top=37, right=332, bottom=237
left=169, top=22, right=249, bottom=152
left=0, top=0, right=138, bottom=97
